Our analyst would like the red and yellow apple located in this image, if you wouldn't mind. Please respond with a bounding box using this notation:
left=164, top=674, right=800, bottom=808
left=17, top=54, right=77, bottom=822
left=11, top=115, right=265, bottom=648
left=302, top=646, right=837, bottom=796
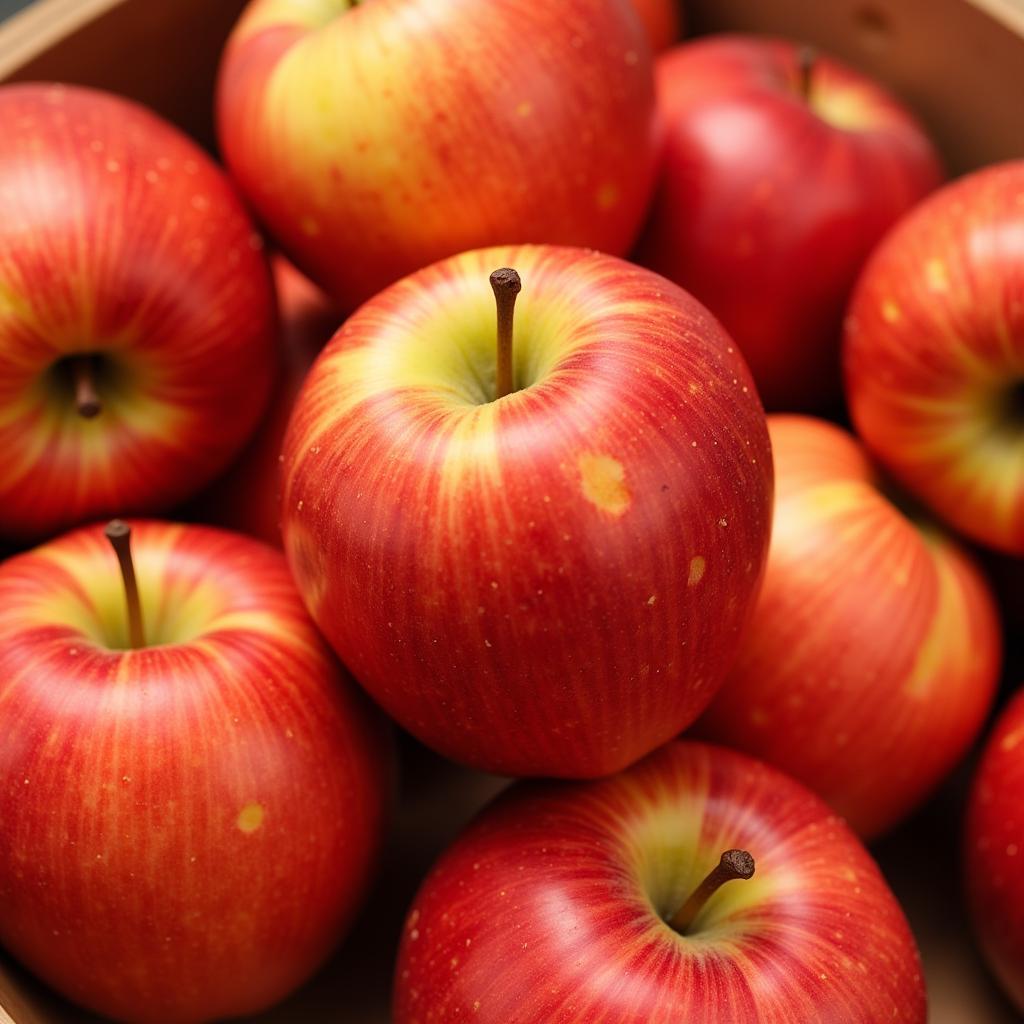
left=190, top=255, right=340, bottom=546
left=281, top=244, right=773, bottom=778
left=0, top=83, right=277, bottom=542
left=635, top=35, right=942, bottom=411
left=632, top=0, right=681, bottom=52
left=216, top=0, right=659, bottom=310
left=0, top=520, right=392, bottom=1022
left=966, top=688, right=1024, bottom=1013
left=394, top=740, right=927, bottom=1022
left=697, top=415, right=1001, bottom=839
left=845, top=160, right=1024, bottom=554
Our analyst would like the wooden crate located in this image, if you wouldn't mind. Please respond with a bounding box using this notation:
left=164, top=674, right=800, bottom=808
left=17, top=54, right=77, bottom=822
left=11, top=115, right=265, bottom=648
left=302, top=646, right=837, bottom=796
left=0, top=0, right=1021, bottom=1021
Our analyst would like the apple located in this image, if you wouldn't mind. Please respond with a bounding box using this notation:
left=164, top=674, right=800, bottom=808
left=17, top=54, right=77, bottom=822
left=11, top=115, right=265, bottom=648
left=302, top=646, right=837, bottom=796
left=966, top=688, right=1024, bottom=1013
left=632, top=0, right=681, bottom=52
left=845, top=160, right=1024, bottom=555
left=0, top=83, right=277, bottom=543
left=216, top=0, right=659, bottom=311
left=281, top=244, right=773, bottom=779
left=697, top=415, right=1001, bottom=839
left=0, top=519, right=392, bottom=1023
left=189, top=255, right=340, bottom=546
left=635, top=35, right=942, bottom=411
left=394, top=740, right=927, bottom=1022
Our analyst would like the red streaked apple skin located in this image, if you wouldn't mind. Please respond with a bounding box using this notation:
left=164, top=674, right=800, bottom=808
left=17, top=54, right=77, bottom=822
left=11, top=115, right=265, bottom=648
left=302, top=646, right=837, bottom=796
left=0, top=84, right=276, bottom=542
left=394, top=741, right=926, bottom=1023
left=845, top=161, right=1024, bottom=555
left=216, top=0, right=659, bottom=311
left=635, top=35, right=942, bottom=411
left=281, top=245, right=772, bottom=779
left=697, top=416, right=1001, bottom=839
left=0, top=521, right=392, bottom=1024
left=632, top=0, right=681, bottom=51
left=966, top=689, right=1024, bottom=1013
left=190, top=255, right=340, bottom=546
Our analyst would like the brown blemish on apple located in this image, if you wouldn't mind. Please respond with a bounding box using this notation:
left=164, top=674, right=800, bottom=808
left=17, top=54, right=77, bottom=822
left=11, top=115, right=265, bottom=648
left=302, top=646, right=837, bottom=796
left=596, top=182, right=620, bottom=210
left=578, top=453, right=630, bottom=516
left=237, top=802, right=265, bottom=833
left=688, top=556, right=706, bottom=587
left=286, top=520, right=329, bottom=617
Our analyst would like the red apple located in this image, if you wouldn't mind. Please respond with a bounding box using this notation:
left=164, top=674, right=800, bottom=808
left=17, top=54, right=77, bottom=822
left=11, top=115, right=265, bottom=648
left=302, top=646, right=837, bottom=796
left=216, top=0, right=659, bottom=311
left=282, top=244, right=773, bottom=778
left=632, top=0, right=681, bottom=52
left=698, top=415, right=1001, bottom=839
left=0, top=83, right=277, bottom=542
left=394, top=740, right=926, bottom=1022
left=190, top=255, right=340, bottom=546
left=845, top=160, right=1024, bottom=555
left=0, top=520, right=392, bottom=1023
left=635, top=35, right=942, bottom=411
left=967, top=689, right=1024, bottom=1013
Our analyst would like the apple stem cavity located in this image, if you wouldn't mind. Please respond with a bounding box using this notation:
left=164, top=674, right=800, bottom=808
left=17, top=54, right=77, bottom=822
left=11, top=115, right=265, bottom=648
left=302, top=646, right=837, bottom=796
left=71, top=355, right=102, bottom=419
left=797, top=45, right=817, bottom=101
left=667, top=849, right=755, bottom=934
left=489, top=267, right=522, bottom=401
left=104, top=520, right=145, bottom=649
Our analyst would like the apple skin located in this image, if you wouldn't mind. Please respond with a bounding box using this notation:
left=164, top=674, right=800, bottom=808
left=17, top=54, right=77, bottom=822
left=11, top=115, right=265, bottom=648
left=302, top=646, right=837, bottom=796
left=216, top=0, right=659, bottom=311
left=632, top=0, right=681, bottom=51
left=394, top=740, right=927, bottom=1023
left=281, top=244, right=773, bottom=779
left=0, top=521, right=392, bottom=1023
left=189, top=255, right=340, bottom=546
left=845, top=160, right=1024, bottom=555
left=635, top=35, right=942, bottom=411
left=697, top=415, right=1001, bottom=839
left=967, top=689, right=1024, bottom=1013
left=0, top=83, right=277, bottom=543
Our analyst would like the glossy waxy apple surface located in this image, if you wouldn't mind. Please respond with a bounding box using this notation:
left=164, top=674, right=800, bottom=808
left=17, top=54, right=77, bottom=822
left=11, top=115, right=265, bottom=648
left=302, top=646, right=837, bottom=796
left=282, top=245, right=773, bottom=778
left=395, top=741, right=926, bottom=1023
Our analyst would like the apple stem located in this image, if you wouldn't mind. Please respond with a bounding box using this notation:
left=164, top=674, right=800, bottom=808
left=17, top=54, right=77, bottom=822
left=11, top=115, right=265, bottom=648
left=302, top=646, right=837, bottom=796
left=104, top=520, right=145, bottom=649
left=797, top=45, right=817, bottom=101
left=667, top=849, right=755, bottom=934
left=71, top=356, right=101, bottom=419
left=490, top=267, right=522, bottom=401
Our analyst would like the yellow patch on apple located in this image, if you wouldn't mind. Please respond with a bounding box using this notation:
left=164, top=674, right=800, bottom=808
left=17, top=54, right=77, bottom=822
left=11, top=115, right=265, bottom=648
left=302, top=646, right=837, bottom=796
left=578, top=452, right=630, bottom=516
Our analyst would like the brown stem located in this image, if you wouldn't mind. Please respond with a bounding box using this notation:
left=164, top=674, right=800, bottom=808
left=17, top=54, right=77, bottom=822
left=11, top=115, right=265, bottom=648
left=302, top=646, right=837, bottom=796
left=489, top=267, right=522, bottom=401
left=104, top=520, right=145, bottom=649
left=668, top=849, right=755, bottom=934
left=71, top=356, right=101, bottom=419
left=797, top=45, right=817, bottom=102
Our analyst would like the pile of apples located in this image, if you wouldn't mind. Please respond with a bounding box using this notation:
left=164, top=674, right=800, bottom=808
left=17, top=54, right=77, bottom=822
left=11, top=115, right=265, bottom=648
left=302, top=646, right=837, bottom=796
left=0, top=1, right=1021, bottom=1021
